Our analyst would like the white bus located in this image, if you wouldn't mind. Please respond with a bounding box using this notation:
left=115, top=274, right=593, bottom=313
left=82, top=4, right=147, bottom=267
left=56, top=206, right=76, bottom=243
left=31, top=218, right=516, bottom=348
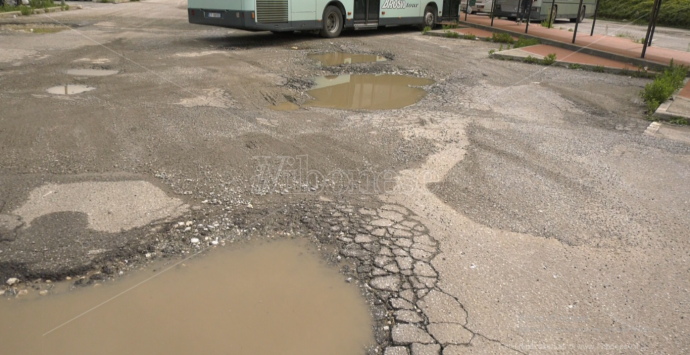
left=188, top=0, right=462, bottom=37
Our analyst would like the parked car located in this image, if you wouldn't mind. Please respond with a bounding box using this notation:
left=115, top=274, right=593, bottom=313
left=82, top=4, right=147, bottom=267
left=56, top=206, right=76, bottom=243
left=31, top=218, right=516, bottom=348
left=460, top=0, right=494, bottom=14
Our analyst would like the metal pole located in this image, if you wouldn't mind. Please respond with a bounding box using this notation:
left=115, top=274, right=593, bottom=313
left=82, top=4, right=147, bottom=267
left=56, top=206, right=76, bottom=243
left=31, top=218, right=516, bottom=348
left=648, top=0, right=663, bottom=47
left=590, top=0, right=600, bottom=36
left=525, top=0, right=533, bottom=33
left=572, top=0, right=584, bottom=43
left=549, top=0, right=556, bottom=28
left=641, top=0, right=660, bottom=58
left=490, top=0, right=497, bottom=26
left=465, top=0, right=469, bottom=21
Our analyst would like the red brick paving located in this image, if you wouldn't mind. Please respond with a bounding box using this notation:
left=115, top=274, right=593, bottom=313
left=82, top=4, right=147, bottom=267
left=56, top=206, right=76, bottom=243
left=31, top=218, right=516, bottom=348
left=520, top=45, right=639, bottom=70
left=460, top=14, right=690, bottom=67
left=680, top=82, right=690, bottom=100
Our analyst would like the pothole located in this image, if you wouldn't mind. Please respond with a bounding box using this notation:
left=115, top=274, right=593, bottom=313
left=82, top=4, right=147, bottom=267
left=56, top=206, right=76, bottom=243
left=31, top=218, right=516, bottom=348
left=269, top=101, right=299, bottom=111
left=12, top=181, right=188, bottom=233
left=304, top=75, right=434, bottom=110
left=309, top=53, right=387, bottom=66
left=66, top=69, right=119, bottom=76
left=46, top=85, right=95, bottom=95
left=0, top=239, right=374, bottom=355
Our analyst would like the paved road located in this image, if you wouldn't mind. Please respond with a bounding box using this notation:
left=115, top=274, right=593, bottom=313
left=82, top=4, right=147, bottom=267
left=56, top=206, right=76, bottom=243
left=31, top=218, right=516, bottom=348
left=1, top=1, right=689, bottom=354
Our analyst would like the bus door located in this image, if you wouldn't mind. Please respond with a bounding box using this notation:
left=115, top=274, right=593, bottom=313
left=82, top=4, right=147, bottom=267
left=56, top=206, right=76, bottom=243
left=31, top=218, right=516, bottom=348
left=354, top=0, right=380, bottom=27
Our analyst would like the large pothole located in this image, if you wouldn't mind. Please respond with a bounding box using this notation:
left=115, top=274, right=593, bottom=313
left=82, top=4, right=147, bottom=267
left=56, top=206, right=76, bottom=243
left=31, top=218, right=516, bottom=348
left=0, top=239, right=375, bottom=355
left=304, top=75, right=434, bottom=110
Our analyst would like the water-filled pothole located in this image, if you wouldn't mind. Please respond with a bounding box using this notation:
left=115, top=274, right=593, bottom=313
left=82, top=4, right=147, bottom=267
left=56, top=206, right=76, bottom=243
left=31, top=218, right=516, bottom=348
left=269, top=101, right=299, bottom=111
left=0, top=239, right=374, bottom=355
left=309, top=53, right=387, bottom=66
left=66, top=69, right=119, bottom=76
left=304, top=74, right=434, bottom=110
left=46, top=85, right=95, bottom=95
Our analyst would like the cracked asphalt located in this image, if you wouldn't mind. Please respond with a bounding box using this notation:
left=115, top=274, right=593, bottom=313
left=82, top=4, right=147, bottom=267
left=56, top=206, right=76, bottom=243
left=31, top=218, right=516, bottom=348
left=1, top=0, right=689, bottom=354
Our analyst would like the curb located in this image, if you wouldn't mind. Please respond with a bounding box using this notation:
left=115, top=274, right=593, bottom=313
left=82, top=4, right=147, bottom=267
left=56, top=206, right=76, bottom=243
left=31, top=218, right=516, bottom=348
left=0, top=5, right=81, bottom=18
left=489, top=50, right=657, bottom=78
left=453, top=21, right=678, bottom=74
left=653, top=91, right=690, bottom=122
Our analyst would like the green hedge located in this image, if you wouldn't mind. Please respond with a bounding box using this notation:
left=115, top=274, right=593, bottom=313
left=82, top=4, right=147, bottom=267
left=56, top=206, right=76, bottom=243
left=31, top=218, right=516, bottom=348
left=598, top=0, right=690, bottom=28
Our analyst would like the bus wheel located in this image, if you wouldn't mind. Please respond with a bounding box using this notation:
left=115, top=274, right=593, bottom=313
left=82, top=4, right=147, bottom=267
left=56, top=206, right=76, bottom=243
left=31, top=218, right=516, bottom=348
left=423, top=6, right=436, bottom=29
left=320, top=6, right=343, bottom=38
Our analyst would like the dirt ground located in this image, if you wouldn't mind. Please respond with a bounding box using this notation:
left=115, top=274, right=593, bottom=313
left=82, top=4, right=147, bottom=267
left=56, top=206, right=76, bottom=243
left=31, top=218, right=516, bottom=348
left=1, top=1, right=689, bottom=354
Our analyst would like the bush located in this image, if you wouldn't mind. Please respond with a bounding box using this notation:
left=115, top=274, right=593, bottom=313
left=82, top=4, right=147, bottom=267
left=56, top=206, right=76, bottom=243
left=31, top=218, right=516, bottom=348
left=514, top=36, right=540, bottom=48
left=542, top=53, right=557, bottom=65
left=599, top=0, right=690, bottom=29
left=19, top=5, right=32, bottom=15
left=524, top=55, right=540, bottom=64
left=641, top=60, right=688, bottom=113
left=491, top=32, right=514, bottom=44
left=29, top=0, right=54, bottom=8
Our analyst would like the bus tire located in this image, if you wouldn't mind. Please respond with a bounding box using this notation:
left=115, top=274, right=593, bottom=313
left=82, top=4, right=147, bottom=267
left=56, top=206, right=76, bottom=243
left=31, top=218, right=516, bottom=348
left=422, top=5, right=436, bottom=29
left=320, top=6, right=343, bottom=38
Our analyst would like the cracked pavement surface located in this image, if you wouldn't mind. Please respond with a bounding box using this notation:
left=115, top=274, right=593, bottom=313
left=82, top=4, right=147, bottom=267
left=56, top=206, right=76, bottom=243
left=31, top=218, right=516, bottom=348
left=1, top=0, right=689, bottom=354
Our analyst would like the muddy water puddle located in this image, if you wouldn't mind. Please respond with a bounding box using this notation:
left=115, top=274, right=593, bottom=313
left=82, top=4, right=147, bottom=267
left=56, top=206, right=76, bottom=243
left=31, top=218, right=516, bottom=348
left=67, top=69, right=119, bottom=76
left=47, top=84, right=95, bottom=95
left=0, top=239, right=373, bottom=355
left=304, top=74, right=434, bottom=110
left=309, top=53, right=386, bottom=66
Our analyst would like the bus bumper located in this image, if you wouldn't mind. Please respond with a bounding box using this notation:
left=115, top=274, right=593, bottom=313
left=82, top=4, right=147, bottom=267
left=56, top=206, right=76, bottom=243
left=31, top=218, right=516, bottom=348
left=188, top=9, right=319, bottom=31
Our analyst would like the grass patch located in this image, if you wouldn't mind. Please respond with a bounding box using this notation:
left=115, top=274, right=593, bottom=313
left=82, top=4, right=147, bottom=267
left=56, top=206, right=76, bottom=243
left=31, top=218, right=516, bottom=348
left=593, top=65, right=606, bottom=73
left=488, top=49, right=496, bottom=55
left=669, top=117, right=689, bottom=125
left=541, top=12, right=553, bottom=28
left=568, top=63, right=582, bottom=70
left=640, top=60, right=688, bottom=114
left=513, top=36, right=540, bottom=49
left=491, top=32, right=514, bottom=44
left=463, top=33, right=476, bottom=40
left=421, top=26, right=431, bottom=34
left=442, top=23, right=459, bottom=30
left=599, top=0, right=690, bottom=29
left=443, top=31, right=460, bottom=38
left=524, top=55, right=540, bottom=64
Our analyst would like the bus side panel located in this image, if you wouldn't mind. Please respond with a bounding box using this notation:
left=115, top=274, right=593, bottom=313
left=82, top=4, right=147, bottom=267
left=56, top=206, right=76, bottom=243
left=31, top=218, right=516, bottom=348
left=292, top=0, right=316, bottom=25
left=189, top=0, right=246, bottom=11
left=378, top=0, right=426, bottom=26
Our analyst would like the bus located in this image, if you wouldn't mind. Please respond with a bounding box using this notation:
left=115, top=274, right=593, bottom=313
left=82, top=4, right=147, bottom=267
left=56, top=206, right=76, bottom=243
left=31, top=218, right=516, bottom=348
left=188, top=0, right=462, bottom=38
left=493, top=0, right=597, bottom=23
